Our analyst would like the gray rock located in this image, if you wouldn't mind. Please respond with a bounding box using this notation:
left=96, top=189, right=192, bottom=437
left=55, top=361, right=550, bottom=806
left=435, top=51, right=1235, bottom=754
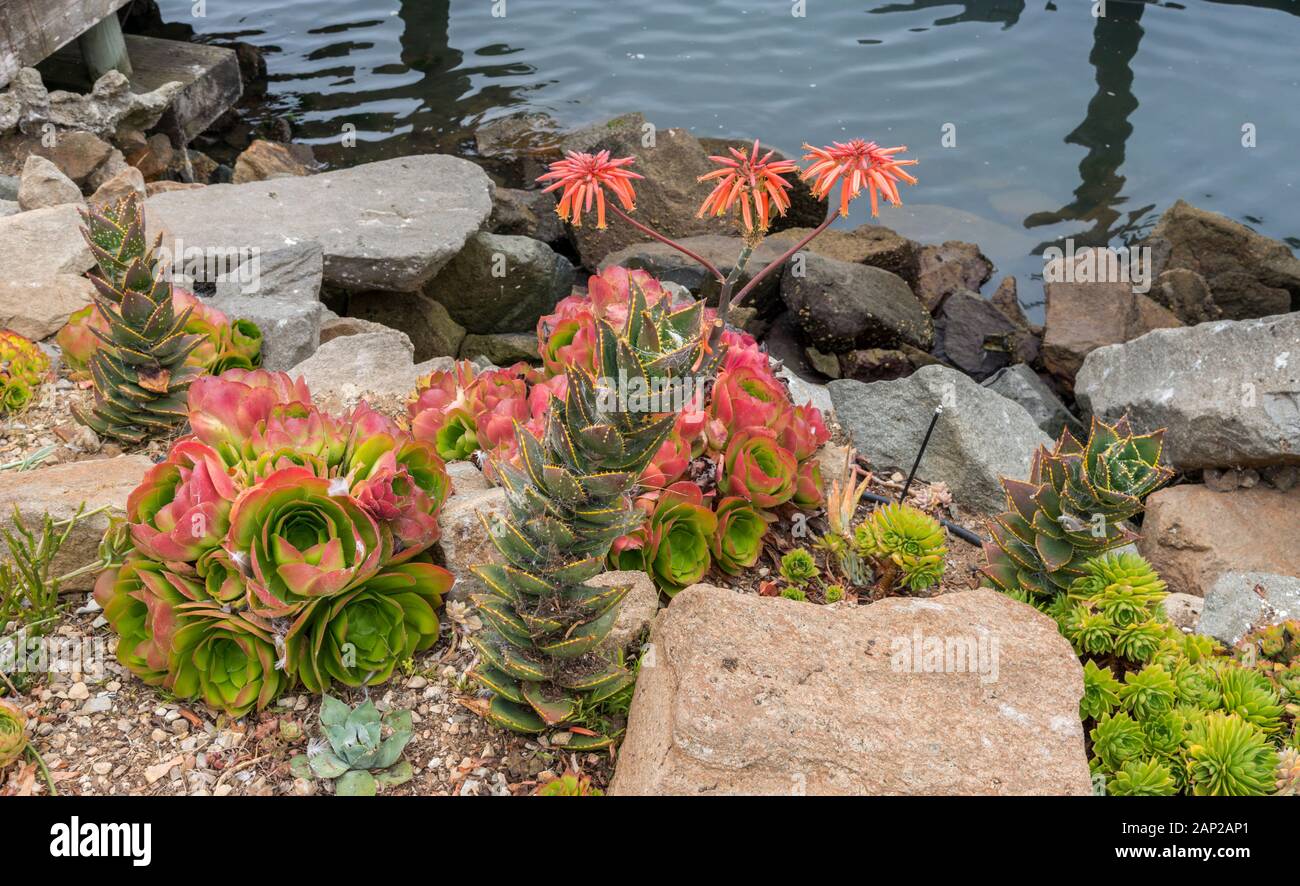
left=17, top=154, right=83, bottom=210
left=914, top=241, right=994, bottom=312
left=589, top=570, right=659, bottom=654
left=1148, top=268, right=1222, bottom=325
left=1075, top=313, right=1300, bottom=470
left=437, top=486, right=509, bottom=601
left=425, top=231, right=573, bottom=334
left=206, top=294, right=323, bottom=371
left=838, top=348, right=914, bottom=383
left=459, top=332, right=539, bottom=365
left=488, top=187, right=566, bottom=246
left=1163, top=593, right=1203, bottom=634
left=982, top=364, right=1081, bottom=439
left=768, top=223, right=917, bottom=284
left=781, top=252, right=933, bottom=352
left=1198, top=572, right=1300, bottom=646
left=0, top=68, right=180, bottom=138
left=347, top=291, right=466, bottom=362
left=776, top=365, right=833, bottom=415
left=147, top=154, right=492, bottom=293
left=0, top=274, right=94, bottom=340
left=600, top=234, right=789, bottom=316
left=0, top=199, right=17, bottom=217
left=0, top=174, right=17, bottom=200
left=829, top=365, right=1051, bottom=514
left=214, top=241, right=324, bottom=303
left=445, top=460, right=490, bottom=494
left=932, top=290, right=1017, bottom=379
left=88, top=165, right=145, bottom=207
left=0, top=204, right=93, bottom=280
left=1149, top=199, right=1300, bottom=319
left=288, top=328, right=420, bottom=411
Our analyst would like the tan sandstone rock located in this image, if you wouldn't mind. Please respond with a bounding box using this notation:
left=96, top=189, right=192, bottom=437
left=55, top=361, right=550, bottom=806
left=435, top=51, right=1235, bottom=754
left=610, top=585, right=1090, bottom=796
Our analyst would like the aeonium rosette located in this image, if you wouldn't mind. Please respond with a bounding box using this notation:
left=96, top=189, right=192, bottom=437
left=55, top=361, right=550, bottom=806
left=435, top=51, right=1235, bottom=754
left=720, top=427, right=799, bottom=508
left=96, top=369, right=453, bottom=717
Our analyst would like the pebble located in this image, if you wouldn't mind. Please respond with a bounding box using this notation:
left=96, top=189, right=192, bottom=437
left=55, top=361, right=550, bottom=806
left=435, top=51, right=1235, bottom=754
left=81, top=697, right=112, bottom=714
left=68, top=682, right=90, bottom=700
left=92, top=761, right=113, bottom=776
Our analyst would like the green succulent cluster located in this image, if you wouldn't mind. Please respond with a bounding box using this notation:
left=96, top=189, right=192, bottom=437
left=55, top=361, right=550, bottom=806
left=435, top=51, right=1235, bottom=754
left=0, top=698, right=27, bottom=770
left=982, top=417, right=1173, bottom=601
left=854, top=502, right=947, bottom=592
left=536, top=772, right=603, bottom=796
left=778, top=548, right=820, bottom=587
left=289, top=695, right=415, bottom=796
left=0, top=330, right=50, bottom=412
left=1237, top=619, right=1300, bottom=722
left=469, top=277, right=714, bottom=745
left=1054, top=552, right=1170, bottom=663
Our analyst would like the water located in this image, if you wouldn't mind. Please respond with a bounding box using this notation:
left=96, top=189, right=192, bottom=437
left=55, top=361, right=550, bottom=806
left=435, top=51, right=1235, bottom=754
left=164, top=0, right=1300, bottom=317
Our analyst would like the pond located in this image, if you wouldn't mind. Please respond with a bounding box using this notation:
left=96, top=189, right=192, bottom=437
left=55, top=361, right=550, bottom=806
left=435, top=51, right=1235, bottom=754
left=165, top=0, right=1300, bottom=317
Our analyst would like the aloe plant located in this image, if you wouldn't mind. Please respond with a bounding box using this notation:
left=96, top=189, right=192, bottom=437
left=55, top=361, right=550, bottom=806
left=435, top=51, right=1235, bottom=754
left=468, top=276, right=715, bottom=744
left=290, top=695, right=415, bottom=796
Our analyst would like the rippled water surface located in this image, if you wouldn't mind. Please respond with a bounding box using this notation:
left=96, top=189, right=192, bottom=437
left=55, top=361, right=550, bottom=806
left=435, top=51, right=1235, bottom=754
left=164, top=0, right=1300, bottom=313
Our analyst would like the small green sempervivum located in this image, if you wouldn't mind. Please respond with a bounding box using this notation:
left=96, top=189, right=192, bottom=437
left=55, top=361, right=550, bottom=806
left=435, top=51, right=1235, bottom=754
left=711, top=496, right=768, bottom=575
left=537, top=771, right=604, bottom=796
left=290, top=695, right=415, bottom=796
left=0, top=329, right=50, bottom=412
left=1118, top=664, right=1178, bottom=721
left=1090, top=711, right=1147, bottom=773
left=1108, top=757, right=1178, bottom=796
left=468, top=272, right=714, bottom=744
left=1217, top=665, right=1284, bottom=734
left=824, top=584, right=846, bottom=604
left=1080, top=659, right=1122, bottom=720
left=1185, top=712, right=1278, bottom=796
left=0, top=697, right=27, bottom=769
left=981, top=417, right=1173, bottom=602
left=779, top=548, right=819, bottom=586
left=780, top=586, right=807, bottom=602
left=1237, top=619, right=1300, bottom=706
left=857, top=503, right=946, bottom=592
left=72, top=193, right=207, bottom=443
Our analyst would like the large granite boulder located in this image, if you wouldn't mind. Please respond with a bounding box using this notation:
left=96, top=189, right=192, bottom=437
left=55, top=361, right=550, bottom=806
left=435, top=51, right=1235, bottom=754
left=0, top=274, right=93, bottom=340
left=146, top=154, right=492, bottom=292
left=1075, top=313, right=1300, bottom=470
left=610, top=585, right=1090, bottom=795
left=829, top=365, right=1050, bottom=514
left=0, top=204, right=93, bottom=280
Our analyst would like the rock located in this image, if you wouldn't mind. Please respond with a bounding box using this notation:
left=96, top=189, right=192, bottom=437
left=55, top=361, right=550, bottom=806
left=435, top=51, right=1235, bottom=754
left=829, top=366, right=1051, bottom=514
left=1198, top=572, right=1300, bottom=646
left=348, top=291, right=466, bottom=362
left=982, top=364, right=1081, bottom=439
left=781, top=253, right=933, bottom=352
left=1163, top=593, right=1203, bottom=633
left=125, top=133, right=174, bottom=182
left=459, top=332, right=539, bottom=365
left=600, top=234, right=789, bottom=316
left=1149, top=199, right=1300, bottom=318
left=36, top=131, right=114, bottom=185
left=288, top=328, right=420, bottom=412
left=473, top=112, right=563, bottom=186
left=559, top=114, right=717, bottom=268
left=914, top=241, right=994, bottom=312
left=488, top=187, right=566, bottom=246
left=425, top=232, right=574, bottom=334
left=1, top=68, right=180, bottom=139
left=804, top=347, right=840, bottom=379
left=1041, top=267, right=1181, bottom=383
left=1074, top=313, right=1300, bottom=470
left=318, top=315, right=393, bottom=345
left=211, top=241, right=324, bottom=303
left=0, top=456, right=152, bottom=591
left=769, top=223, right=918, bottom=285
left=232, top=140, right=318, bottom=183
left=932, top=290, right=1017, bottom=380
left=610, top=585, right=1089, bottom=795
left=1148, top=268, right=1222, bottom=325
left=145, top=180, right=204, bottom=198
left=775, top=365, right=833, bottom=415
left=1263, top=465, right=1298, bottom=492
left=0, top=199, right=16, bottom=217
left=0, top=204, right=95, bottom=279
left=85, top=148, right=128, bottom=193
left=17, top=155, right=83, bottom=210
left=445, top=460, right=490, bottom=494
left=1137, top=485, right=1300, bottom=597
left=436, top=486, right=509, bottom=601
left=838, top=347, right=914, bottom=383
left=0, top=274, right=94, bottom=340
left=0, top=174, right=16, bottom=200
left=205, top=294, right=324, bottom=370
left=989, top=276, right=1030, bottom=328
left=88, top=165, right=146, bottom=207
left=698, top=138, right=825, bottom=232
left=588, top=570, right=659, bottom=653
left=147, top=154, right=493, bottom=293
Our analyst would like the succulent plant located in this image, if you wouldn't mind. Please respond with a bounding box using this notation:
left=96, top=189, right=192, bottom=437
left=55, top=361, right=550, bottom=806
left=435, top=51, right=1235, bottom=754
left=289, top=695, right=415, bottom=796
left=536, top=771, right=604, bottom=796
left=1276, top=747, right=1300, bottom=795
left=0, top=329, right=50, bottom=412
left=779, top=548, right=820, bottom=587
left=710, top=496, right=768, bottom=575
left=1108, top=757, right=1177, bottom=796
left=0, top=697, right=27, bottom=769
left=1080, top=659, right=1122, bottom=720
left=858, top=503, right=947, bottom=592
left=1185, top=712, right=1278, bottom=796
left=636, top=483, right=718, bottom=594
left=69, top=195, right=214, bottom=442
left=718, top=427, right=798, bottom=508
left=1090, top=711, right=1146, bottom=773
left=815, top=448, right=873, bottom=586
left=468, top=271, right=714, bottom=742
left=824, top=583, right=846, bottom=604
left=982, top=417, right=1173, bottom=602
left=780, top=586, right=807, bottom=602
left=1217, top=665, right=1284, bottom=734
left=95, top=370, right=452, bottom=716
left=1119, top=664, right=1178, bottom=721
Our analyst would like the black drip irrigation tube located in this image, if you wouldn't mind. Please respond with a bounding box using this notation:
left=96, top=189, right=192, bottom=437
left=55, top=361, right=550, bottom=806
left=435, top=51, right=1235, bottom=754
left=876, top=405, right=985, bottom=548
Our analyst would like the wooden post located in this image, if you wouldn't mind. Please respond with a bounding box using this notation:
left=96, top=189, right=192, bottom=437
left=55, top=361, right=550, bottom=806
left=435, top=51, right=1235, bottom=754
left=77, top=15, right=133, bottom=81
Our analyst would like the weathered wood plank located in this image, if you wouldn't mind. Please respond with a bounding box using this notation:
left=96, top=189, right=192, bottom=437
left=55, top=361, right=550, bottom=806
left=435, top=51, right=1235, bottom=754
left=0, top=0, right=132, bottom=87
left=42, top=35, right=243, bottom=143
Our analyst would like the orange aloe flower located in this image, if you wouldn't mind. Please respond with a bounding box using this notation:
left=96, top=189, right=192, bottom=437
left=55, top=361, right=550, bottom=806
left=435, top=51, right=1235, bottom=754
left=696, top=139, right=800, bottom=235
left=801, top=139, right=917, bottom=218
left=537, top=150, right=642, bottom=229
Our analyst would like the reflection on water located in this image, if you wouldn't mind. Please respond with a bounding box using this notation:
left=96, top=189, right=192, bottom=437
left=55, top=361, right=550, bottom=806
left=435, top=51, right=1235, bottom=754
left=163, top=0, right=1300, bottom=318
